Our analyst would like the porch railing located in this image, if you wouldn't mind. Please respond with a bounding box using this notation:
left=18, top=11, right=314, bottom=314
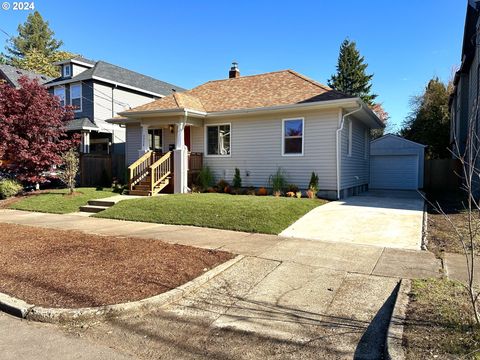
left=128, top=151, right=153, bottom=191
left=150, top=151, right=172, bottom=193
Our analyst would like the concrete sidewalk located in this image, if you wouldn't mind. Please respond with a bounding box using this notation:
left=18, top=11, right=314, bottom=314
left=0, top=209, right=441, bottom=278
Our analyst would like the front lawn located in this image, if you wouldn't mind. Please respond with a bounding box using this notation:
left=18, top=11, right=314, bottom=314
left=403, top=278, right=480, bottom=359
left=95, top=193, right=326, bottom=234
left=9, top=187, right=116, bottom=214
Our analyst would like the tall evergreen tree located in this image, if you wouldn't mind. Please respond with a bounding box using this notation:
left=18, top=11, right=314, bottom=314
left=400, top=78, right=452, bottom=159
left=5, top=11, right=62, bottom=60
left=328, top=39, right=377, bottom=106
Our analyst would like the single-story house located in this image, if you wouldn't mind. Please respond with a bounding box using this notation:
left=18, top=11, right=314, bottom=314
left=109, top=63, right=384, bottom=199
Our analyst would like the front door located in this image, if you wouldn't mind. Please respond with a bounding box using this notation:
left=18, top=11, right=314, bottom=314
left=184, top=126, right=191, bottom=151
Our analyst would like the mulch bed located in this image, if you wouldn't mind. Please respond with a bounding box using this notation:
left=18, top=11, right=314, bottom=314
left=0, top=223, right=233, bottom=308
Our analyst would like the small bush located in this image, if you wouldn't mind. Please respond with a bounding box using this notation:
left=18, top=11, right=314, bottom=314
left=286, top=191, right=295, bottom=197
left=287, top=184, right=299, bottom=193
left=197, top=167, right=214, bottom=191
left=308, top=172, right=319, bottom=192
left=191, top=184, right=201, bottom=193
left=233, top=168, right=242, bottom=188
left=257, top=187, right=268, bottom=196
left=246, top=187, right=256, bottom=196
left=216, top=179, right=230, bottom=193
left=269, top=168, right=287, bottom=193
left=306, top=189, right=316, bottom=199
left=224, top=185, right=232, bottom=194
left=0, top=179, right=23, bottom=199
left=207, top=187, right=217, bottom=193
left=296, top=191, right=302, bottom=199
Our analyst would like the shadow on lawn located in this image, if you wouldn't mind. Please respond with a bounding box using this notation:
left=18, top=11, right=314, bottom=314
left=83, top=277, right=397, bottom=359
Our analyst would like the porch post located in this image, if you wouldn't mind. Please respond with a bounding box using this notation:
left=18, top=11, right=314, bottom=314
left=81, top=131, right=90, bottom=154
left=173, top=121, right=188, bottom=193
left=139, top=124, right=150, bottom=157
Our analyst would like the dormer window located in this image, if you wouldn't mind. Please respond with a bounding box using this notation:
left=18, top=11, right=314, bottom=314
left=63, top=64, right=71, bottom=77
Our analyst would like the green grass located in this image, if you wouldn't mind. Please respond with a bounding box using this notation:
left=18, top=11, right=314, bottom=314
left=95, top=193, right=326, bottom=234
left=9, top=188, right=116, bottom=214
left=404, top=278, right=480, bottom=359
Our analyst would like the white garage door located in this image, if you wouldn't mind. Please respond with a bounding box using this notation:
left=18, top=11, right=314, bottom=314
left=370, top=155, right=418, bottom=190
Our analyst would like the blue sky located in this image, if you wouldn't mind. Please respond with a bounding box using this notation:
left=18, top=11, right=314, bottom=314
left=0, top=0, right=465, bottom=130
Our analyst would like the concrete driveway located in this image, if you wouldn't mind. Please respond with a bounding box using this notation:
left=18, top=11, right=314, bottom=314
left=280, top=190, right=424, bottom=250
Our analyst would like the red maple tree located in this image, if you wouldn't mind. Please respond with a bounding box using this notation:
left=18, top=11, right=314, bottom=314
left=0, top=77, right=79, bottom=182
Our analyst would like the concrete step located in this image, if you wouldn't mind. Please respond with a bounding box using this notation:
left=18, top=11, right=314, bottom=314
left=87, top=200, right=116, bottom=207
left=79, top=205, right=109, bottom=213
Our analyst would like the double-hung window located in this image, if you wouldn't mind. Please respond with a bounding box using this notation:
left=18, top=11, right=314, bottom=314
left=282, top=118, right=304, bottom=156
left=70, top=83, right=82, bottom=111
left=63, top=64, right=71, bottom=77
left=54, top=86, right=65, bottom=107
left=148, top=129, right=162, bottom=151
left=206, top=124, right=231, bottom=156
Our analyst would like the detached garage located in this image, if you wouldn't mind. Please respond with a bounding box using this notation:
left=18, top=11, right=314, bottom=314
left=370, top=135, right=426, bottom=190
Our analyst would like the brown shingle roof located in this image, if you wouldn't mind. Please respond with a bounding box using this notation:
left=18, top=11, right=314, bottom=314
left=124, top=70, right=352, bottom=114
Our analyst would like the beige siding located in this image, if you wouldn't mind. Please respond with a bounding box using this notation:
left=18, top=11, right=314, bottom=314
left=93, top=83, right=157, bottom=145
left=340, top=116, right=370, bottom=189
left=196, top=110, right=339, bottom=190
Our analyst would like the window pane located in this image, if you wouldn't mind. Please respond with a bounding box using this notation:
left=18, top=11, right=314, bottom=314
left=54, top=87, right=65, bottom=106
left=207, top=126, right=218, bottom=155
left=148, top=129, right=162, bottom=151
left=71, top=84, right=81, bottom=99
left=285, top=138, right=302, bottom=154
left=71, top=98, right=81, bottom=109
left=284, top=119, right=303, bottom=154
left=284, top=119, right=302, bottom=137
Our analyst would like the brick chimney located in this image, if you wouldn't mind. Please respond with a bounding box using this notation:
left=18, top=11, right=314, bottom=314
left=229, top=62, right=240, bottom=78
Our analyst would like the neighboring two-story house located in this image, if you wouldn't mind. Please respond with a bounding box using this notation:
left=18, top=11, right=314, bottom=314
left=44, top=57, right=185, bottom=155
left=450, top=0, right=480, bottom=154
left=0, top=64, right=52, bottom=88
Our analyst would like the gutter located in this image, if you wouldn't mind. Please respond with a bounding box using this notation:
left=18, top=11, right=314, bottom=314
left=336, top=104, right=363, bottom=200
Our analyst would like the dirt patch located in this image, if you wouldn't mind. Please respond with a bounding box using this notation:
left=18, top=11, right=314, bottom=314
left=0, top=196, right=22, bottom=209
left=403, top=278, right=480, bottom=359
left=0, top=223, right=233, bottom=308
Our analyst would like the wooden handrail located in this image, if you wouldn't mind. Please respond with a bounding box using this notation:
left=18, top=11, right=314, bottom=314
left=128, top=151, right=153, bottom=191
left=150, top=151, right=172, bottom=193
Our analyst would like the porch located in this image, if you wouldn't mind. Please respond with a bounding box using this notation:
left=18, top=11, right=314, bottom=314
left=128, top=150, right=203, bottom=196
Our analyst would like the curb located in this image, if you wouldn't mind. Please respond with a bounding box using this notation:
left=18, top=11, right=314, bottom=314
left=0, top=254, right=244, bottom=323
left=385, top=279, right=411, bottom=360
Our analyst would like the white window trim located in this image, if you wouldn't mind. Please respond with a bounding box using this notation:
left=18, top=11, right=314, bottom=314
left=54, top=85, right=65, bottom=107
left=69, top=83, right=82, bottom=112
left=282, top=117, right=304, bottom=157
left=204, top=123, right=232, bottom=158
left=347, top=119, right=353, bottom=157
left=148, top=128, right=164, bottom=152
left=63, top=64, right=71, bottom=77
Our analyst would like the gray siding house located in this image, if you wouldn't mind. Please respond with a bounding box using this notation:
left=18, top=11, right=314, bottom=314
left=450, top=0, right=480, bottom=154
left=110, top=64, right=383, bottom=199
left=44, top=57, right=185, bottom=155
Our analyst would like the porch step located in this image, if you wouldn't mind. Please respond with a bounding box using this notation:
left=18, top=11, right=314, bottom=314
left=129, top=190, right=151, bottom=196
left=87, top=200, right=116, bottom=207
left=79, top=205, right=110, bottom=213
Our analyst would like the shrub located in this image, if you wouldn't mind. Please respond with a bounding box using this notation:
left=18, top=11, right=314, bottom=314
left=246, top=187, right=256, bottom=196
left=308, top=172, right=319, bottom=193
left=0, top=179, right=23, bottom=199
left=257, top=187, right=268, bottom=196
left=207, top=187, right=217, bottom=193
left=58, top=148, right=79, bottom=194
left=233, top=168, right=242, bottom=188
left=296, top=191, right=302, bottom=199
left=269, top=168, right=287, bottom=194
left=191, top=184, right=201, bottom=193
left=197, top=166, right=214, bottom=191
left=287, top=184, right=299, bottom=193
left=224, top=185, right=232, bottom=194
left=286, top=191, right=295, bottom=197
left=216, top=179, right=229, bottom=193
left=306, top=189, right=316, bottom=199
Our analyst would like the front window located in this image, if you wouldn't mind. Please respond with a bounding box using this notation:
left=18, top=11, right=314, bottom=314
left=283, top=118, right=304, bottom=155
left=207, top=124, right=230, bottom=156
left=148, top=129, right=162, bottom=151
left=70, top=83, right=82, bottom=111
left=54, top=86, right=65, bottom=107
left=63, top=64, right=71, bottom=77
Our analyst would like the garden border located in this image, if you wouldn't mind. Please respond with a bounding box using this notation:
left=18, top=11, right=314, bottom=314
left=0, top=255, right=244, bottom=323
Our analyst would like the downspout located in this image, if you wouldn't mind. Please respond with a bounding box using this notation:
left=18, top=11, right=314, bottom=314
left=336, top=103, right=363, bottom=200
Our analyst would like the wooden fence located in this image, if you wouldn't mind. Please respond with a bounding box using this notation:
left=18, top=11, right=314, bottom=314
left=423, top=158, right=462, bottom=191
left=79, top=154, right=126, bottom=187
